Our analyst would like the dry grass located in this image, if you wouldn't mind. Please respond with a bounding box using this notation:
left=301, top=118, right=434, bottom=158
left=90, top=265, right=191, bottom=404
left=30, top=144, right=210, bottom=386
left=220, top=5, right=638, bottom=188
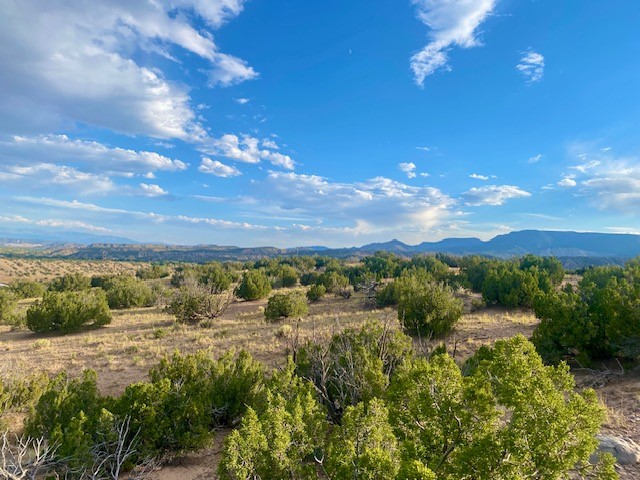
left=0, top=258, right=144, bottom=283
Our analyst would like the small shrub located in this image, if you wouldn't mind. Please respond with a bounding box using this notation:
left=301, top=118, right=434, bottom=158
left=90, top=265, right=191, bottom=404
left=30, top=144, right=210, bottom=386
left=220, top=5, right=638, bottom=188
left=265, top=292, right=308, bottom=322
left=306, top=284, right=326, bottom=302
left=48, top=273, right=91, bottom=292
left=235, top=270, right=271, bottom=300
left=26, top=290, right=112, bottom=333
left=102, top=275, right=156, bottom=309
left=168, top=284, right=232, bottom=323
left=33, top=339, right=51, bottom=350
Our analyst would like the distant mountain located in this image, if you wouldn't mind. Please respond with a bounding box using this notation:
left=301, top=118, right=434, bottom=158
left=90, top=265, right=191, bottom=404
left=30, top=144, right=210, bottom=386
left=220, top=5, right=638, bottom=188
left=2, top=230, right=640, bottom=266
left=0, top=229, right=138, bottom=246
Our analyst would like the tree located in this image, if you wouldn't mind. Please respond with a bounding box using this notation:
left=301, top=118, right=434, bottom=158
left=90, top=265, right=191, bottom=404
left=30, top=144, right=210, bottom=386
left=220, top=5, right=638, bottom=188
left=264, top=292, right=308, bottom=322
left=235, top=270, right=272, bottom=300
left=26, top=290, right=111, bottom=333
left=8, top=280, right=46, bottom=299
left=168, top=283, right=232, bottom=323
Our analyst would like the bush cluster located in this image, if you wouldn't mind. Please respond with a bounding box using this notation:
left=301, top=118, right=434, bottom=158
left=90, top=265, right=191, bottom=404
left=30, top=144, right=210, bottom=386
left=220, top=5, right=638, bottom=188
left=48, top=273, right=92, bottom=292
left=235, top=269, right=271, bottom=300
left=26, top=289, right=111, bottom=333
left=532, top=260, right=640, bottom=363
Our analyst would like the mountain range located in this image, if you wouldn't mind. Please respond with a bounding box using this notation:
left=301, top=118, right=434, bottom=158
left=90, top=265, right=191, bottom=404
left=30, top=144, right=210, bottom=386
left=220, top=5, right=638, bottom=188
left=2, top=230, right=640, bottom=267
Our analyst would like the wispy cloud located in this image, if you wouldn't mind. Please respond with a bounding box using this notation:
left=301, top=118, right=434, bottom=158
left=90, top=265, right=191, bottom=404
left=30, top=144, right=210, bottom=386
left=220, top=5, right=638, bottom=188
left=528, top=154, right=543, bottom=163
left=516, top=50, right=545, bottom=83
left=462, top=185, right=531, bottom=206
left=410, top=0, right=497, bottom=86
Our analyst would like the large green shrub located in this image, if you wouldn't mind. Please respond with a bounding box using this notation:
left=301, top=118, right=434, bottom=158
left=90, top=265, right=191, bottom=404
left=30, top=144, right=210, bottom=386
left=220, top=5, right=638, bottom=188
left=532, top=263, right=640, bottom=363
left=270, top=264, right=299, bottom=288
left=199, top=262, right=234, bottom=293
left=235, top=269, right=272, bottom=300
left=317, top=270, right=349, bottom=293
left=296, top=320, right=413, bottom=421
left=102, top=275, right=156, bottom=309
left=48, top=273, right=91, bottom=292
left=219, top=364, right=327, bottom=480
left=26, top=289, right=111, bottom=333
left=117, top=350, right=263, bottom=457
left=264, top=292, right=308, bottom=322
left=0, top=288, right=17, bottom=324
left=386, top=335, right=615, bottom=479
left=8, top=279, right=46, bottom=299
left=25, top=370, right=110, bottom=467
left=326, top=398, right=400, bottom=480
left=395, top=274, right=463, bottom=336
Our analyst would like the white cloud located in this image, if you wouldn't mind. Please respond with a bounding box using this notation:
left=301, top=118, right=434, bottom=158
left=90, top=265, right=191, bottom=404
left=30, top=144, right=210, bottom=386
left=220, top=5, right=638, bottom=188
left=416, top=146, right=431, bottom=151
left=580, top=160, right=640, bottom=210
left=139, top=183, right=169, bottom=197
left=399, top=162, right=417, bottom=178
left=202, top=134, right=295, bottom=170
left=0, top=1, right=254, bottom=138
left=557, top=177, right=576, bottom=187
left=410, top=0, right=497, bottom=86
left=469, top=173, right=489, bottom=180
left=0, top=163, right=114, bottom=195
left=528, top=154, right=543, bottom=163
left=516, top=50, right=545, bottom=83
left=208, top=53, right=259, bottom=87
left=235, top=98, right=250, bottom=104
left=0, top=214, right=110, bottom=233
left=462, top=185, right=531, bottom=206
left=601, top=147, right=612, bottom=152
left=261, top=139, right=280, bottom=150
left=0, top=135, right=188, bottom=174
left=264, top=172, right=456, bottom=233
left=199, top=158, right=242, bottom=177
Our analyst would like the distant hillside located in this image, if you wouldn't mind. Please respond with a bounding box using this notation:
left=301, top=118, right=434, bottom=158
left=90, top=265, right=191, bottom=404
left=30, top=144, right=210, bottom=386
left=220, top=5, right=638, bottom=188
left=1, top=230, right=639, bottom=267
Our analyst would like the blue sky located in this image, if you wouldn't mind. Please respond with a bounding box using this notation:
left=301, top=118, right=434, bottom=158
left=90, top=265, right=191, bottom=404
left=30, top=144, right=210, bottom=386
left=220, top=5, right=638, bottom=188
left=0, top=0, right=639, bottom=247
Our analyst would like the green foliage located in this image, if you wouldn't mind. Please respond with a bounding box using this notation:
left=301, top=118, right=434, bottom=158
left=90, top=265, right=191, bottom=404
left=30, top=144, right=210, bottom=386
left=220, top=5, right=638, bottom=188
left=270, top=264, right=299, bottom=288
left=306, top=283, right=326, bottom=301
left=394, top=271, right=463, bottom=336
left=317, top=270, right=350, bottom=294
left=519, top=254, right=565, bottom=286
left=219, top=362, right=327, bottom=480
left=375, top=281, right=398, bottom=307
left=408, top=255, right=452, bottom=282
left=326, top=398, right=400, bottom=480
left=300, top=271, right=319, bottom=286
left=199, top=262, right=234, bottom=293
left=116, top=349, right=263, bottom=457
left=387, top=335, right=610, bottom=479
left=363, top=252, right=404, bottom=279
left=533, top=263, right=640, bottom=362
left=135, top=263, right=170, bottom=280
left=48, top=272, right=91, bottom=292
left=25, top=370, right=109, bottom=467
left=8, top=279, right=46, bottom=299
left=235, top=269, right=272, bottom=300
left=264, top=292, right=308, bottom=322
left=26, top=289, right=111, bottom=333
left=102, top=275, right=157, bottom=309
left=0, top=288, right=17, bottom=324
left=482, top=265, right=543, bottom=308
left=296, top=320, right=413, bottom=421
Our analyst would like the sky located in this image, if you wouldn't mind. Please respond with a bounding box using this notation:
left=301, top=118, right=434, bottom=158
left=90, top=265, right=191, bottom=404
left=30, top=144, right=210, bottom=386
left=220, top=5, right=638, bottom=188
left=0, top=0, right=639, bottom=248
